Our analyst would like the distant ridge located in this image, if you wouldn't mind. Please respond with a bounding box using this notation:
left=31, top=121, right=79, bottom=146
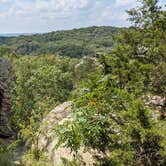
left=0, top=33, right=35, bottom=37
left=0, top=26, right=122, bottom=57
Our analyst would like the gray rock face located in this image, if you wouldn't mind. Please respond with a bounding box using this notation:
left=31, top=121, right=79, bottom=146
left=0, top=58, right=13, bottom=137
left=28, top=102, right=94, bottom=166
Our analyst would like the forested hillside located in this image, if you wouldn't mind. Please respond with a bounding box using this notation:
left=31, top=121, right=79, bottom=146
left=0, top=26, right=120, bottom=57
left=0, top=0, right=166, bottom=166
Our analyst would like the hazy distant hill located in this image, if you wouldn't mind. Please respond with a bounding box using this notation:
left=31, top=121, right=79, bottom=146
left=0, top=26, right=122, bottom=57
left=0, top=33, right=34, bottom=37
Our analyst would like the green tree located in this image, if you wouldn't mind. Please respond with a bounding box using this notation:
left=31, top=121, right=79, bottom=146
left=55, top=0, right=166, bottom=165
left=11, top=55, right=78, bottom=140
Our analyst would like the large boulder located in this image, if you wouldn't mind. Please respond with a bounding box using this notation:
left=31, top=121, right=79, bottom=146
left=0, top=58, right=13, bottom=137
left=32, top=101, right=94, bottom=166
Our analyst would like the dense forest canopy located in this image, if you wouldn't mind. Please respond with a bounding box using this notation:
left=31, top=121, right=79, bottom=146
left=0, top=0, right=165, bottom=165
left=0, top=26, right=121, bottom=57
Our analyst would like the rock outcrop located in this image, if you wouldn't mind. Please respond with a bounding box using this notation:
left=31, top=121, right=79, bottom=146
left=144, top=96, right=165, bottom=107
left=32, top=102, right=94, bottom=166
left=144, top=95, right=166, bottom=119
left=0, top=58, right=13, bottom=137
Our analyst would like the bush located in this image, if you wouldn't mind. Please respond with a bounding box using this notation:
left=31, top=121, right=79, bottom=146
left=0, top=153, right=13, bottom=166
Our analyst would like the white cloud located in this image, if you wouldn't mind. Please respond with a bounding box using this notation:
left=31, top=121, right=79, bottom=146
left=0, top=0, right=11, bottom=3
left=115, top=0, right=137, bottom=7
left=0, top=0, right=140, bottom=33
left=120, top=12, right=129, bottom=21
left=0, top=0, right=91, bottom=19
left=100, top=6, right=129, bottom=22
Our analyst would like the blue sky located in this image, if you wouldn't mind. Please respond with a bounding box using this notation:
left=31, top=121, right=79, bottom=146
left=0, top=0, right=165, bottom=33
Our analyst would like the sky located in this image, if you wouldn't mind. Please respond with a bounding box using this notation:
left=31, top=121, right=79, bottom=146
left=0, top=0, right=165, bottom=33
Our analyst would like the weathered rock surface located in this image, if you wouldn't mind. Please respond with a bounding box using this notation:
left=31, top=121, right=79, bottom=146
left=33, top=101, right=94, bottom=166
left=144, top=95, right=166, bottom=119
left=144, top=95, right=165, bottom=107
left=0, top=58, right=13, bottom=137
left=74, top=56, right=102, bottom=85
